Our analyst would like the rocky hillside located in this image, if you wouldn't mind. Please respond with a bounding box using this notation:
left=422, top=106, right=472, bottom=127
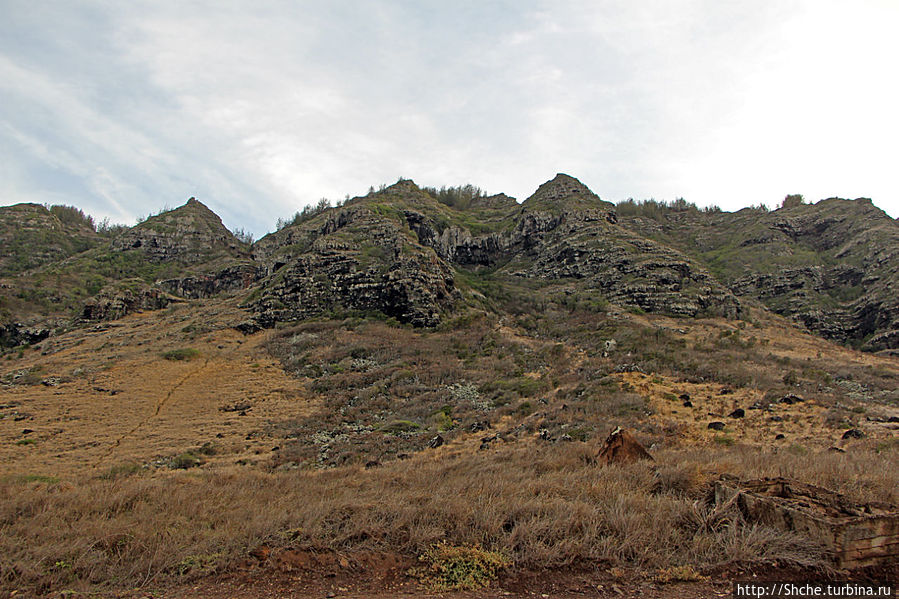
left=0, top=198, right=253, bottom=337
left=617, top=197, right=899, bottom=352
left=0, top=203, right=101, bottom=276
left=241, top=175, right=739, bottom=331
left=1, top=176, right=896, bottom=352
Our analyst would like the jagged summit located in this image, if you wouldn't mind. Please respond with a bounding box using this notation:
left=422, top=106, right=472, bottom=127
left=112, top=197, right=246, bottom=265
left=522, top=173, right=613, bottom=213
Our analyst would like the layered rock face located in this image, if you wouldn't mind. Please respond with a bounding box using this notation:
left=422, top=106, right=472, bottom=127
left=404, top=174, right=741, bottom=319
left=247, top=201, right=457, bottom=328
left=617, top=197, right=899, bottom=350
left=112, top=198, right=247, bottom=265
left=3, top=176, right=895, bottom=352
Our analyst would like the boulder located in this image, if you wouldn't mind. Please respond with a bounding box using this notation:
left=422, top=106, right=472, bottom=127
left=597, top=427, right=653, bottom=465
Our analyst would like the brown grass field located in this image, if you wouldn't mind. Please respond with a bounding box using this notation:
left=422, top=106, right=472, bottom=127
left=1, top=298, right=897, bottom=597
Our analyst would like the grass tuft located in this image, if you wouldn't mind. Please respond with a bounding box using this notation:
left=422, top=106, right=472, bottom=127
left=410, top=542, right=510, bottom=590
left=161, top=348, right=200, bottom=361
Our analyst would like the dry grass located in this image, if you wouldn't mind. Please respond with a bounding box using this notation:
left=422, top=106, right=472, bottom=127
left=3, top=442, right=896, bottom=596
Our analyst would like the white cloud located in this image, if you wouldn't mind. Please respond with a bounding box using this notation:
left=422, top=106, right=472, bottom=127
left=1, top=0, right=896, bottom=238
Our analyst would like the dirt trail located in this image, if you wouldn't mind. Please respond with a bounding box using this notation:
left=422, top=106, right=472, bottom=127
left=91, top=358, right=212, bottom=469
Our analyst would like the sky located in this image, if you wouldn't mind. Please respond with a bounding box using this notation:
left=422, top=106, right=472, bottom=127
left=1, top=1, right=897, bottom=237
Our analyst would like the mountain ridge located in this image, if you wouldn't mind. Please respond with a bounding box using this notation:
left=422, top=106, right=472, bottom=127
left=1, top=175, right=896, bottom=352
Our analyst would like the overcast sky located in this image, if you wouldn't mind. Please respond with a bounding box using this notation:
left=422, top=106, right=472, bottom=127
left=2, top=1, right=897, bottom=237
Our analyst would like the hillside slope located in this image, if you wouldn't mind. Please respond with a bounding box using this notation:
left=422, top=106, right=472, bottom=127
left=616, top=198, right=899, bottom=351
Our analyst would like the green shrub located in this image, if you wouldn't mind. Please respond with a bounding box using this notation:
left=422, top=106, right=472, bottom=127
left=169, top=452, right=203, bottom=469
left=410, top=542, right=510, bottom=590
left=379, top=420, right=421, bottom=434
left=162, top=348, right=200, bottom=361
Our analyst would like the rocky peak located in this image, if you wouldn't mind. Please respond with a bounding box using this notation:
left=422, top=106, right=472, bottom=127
left=112, top=197, right=246, bottom=265
left=522, top=174, right=613, bottom=212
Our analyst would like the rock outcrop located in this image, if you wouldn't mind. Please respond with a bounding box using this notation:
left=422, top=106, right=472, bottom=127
left=405, top=174, right=741, bottom=319
left=81, top=284, right=175, bottom=321
left=617, top=197, right=899, bottom=349
left=112, top=198, right=247, bottom=265
left=248, top=202, right=458, bottom=328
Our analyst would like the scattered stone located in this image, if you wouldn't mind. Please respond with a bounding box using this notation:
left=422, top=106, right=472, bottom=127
left=220, top=402, right=252, bottom=413
left=560, top=434, right=573, bottom=442
left=728, top=408, right=745, bottom=419
left=842, top=428, right=865, bottom=440
left=597, top=427, right=653, bottom=464
left=707, top=421, right=726, bottom=431
left=780, top=394, right=804, bottom=405
left=428, top=434, right=444, bottom=449
left=538, top=429, right=553, bottom=441
left=749, top=399, right=767, bottom=410
left=469, top=421, right=490, bottom=432
left=364, top=460, right=379, bottom=469
left=21, top=429, right=33, bottom=435
left=770, top=415, right=784, bottom=422
left=775, top=434, right=785, bottom=440
left=682, top=400, right=693, bottom=408
left=719, top=387, right=733, bottom=395
left=215, top=433, right=225, bottom=438
left=679, top=393, right=691, bottom=401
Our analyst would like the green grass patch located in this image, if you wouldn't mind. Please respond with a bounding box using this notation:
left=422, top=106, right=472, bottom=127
left=161, top=348, right=201, bottom=361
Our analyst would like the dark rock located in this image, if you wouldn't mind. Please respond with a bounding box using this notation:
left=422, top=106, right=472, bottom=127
left=707, top=421, right=726, bottom=431
left=0, top=323, right=51, bottom=348
left=235, top=321, right=262, bottom=335
left=719, top=387, right=733, bottom=395
left=683, top=400, right=693, bottom=408
left=469, top=421, right=490, bottom=433
left=888, top=416, right=899, bottom=423
left=770, top=415, right=784, bottom=422
left=828, top=446, right=846, bottom=453
left=679, top=393, right=691, bottom=401
left=538, top=429, right=553, bottom=441
left=21, top=429, right=33, bottom=435
left=428, top=434, right=444, bottom=449
left=728, top=408, right=745, bottom=419
left=81, top=286, right=174, bottom=321
left=842, top=429, right=866, bottom=440
left=780, top=394, right=805, bottom=405
left=560, top=434, right=573, bottom=442
left=159, top=264, right=265, bottom=299
left=775, top=434, right=785, bottom=440
left=364, top=460, right=379, bottom=469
